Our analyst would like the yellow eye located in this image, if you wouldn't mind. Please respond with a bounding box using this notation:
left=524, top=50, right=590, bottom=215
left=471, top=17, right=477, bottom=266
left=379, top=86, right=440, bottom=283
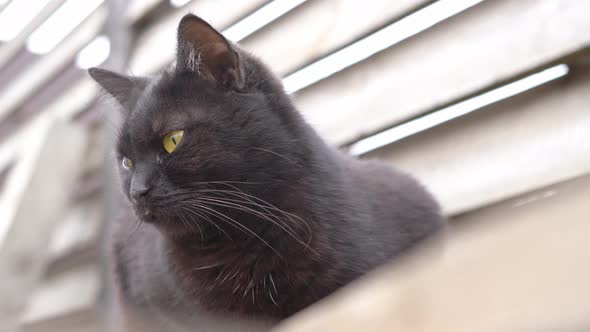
left=163, top=130, right=184, bottom=153
left=122, top=157, right=134, bottom=170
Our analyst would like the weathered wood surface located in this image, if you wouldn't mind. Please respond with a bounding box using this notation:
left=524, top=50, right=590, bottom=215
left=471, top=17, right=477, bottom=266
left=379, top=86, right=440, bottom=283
left=275, top=175, right=590, bottom=332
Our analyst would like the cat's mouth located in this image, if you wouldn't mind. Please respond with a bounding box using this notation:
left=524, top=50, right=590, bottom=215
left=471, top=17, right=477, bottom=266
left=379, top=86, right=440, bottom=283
left=132, top=203, right=158, bottom=223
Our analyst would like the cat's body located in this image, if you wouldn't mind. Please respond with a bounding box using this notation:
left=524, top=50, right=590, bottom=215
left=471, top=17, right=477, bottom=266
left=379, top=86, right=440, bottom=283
left=91, top=14, right=443, bottom=331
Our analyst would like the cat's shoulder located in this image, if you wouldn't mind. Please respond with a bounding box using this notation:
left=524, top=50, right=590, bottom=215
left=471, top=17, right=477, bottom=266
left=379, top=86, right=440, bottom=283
left=348, top=155, right=444, bottom=228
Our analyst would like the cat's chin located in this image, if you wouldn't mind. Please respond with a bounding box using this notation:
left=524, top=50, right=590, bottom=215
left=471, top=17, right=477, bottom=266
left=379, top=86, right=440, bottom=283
left=135, top=210, right=157, bottom=224
left=131, top=203, right=159, bottom=223
left=131, top=206, right=194, bottom=237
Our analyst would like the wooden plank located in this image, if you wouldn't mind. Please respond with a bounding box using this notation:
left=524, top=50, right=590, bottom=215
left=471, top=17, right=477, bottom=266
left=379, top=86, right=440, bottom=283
left=0, top=118, right=87, bottom=330
left=275, top=174, right=590, bottom=332
left=21, top=309, right=98, bottom=332
left=293, top=0, right=590, bottom=145
left=368, top=67, right=590, bottom=215
left=240, top=0, right=430, bottom=76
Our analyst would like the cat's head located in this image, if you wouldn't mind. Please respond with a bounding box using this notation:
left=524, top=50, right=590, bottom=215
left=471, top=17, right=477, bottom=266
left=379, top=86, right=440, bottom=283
left=89, top=15, right=307, bottom=236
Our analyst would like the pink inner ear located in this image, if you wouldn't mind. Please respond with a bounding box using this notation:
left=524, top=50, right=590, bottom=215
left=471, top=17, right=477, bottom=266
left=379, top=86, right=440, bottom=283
left=210, top=43, right=228, bottom=58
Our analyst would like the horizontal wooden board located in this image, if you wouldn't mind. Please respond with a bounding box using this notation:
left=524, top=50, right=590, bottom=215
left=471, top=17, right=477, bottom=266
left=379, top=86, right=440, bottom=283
left=276, top=174, right=590, bottom=332
left=367, top=67, right=590, bottom=215
left=293, top=0, right=590, bottom=145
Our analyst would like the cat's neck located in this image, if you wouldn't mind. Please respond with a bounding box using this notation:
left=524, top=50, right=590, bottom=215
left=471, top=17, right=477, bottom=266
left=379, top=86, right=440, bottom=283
left=161, top=217, right=326, bottom=318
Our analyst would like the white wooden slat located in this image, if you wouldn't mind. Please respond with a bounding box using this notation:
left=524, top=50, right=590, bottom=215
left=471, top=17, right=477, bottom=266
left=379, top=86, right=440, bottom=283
left=293, top=0, right=590, bottom=145
left=241, top=0, right=429, bottom=76
left=347, top=64, right=570, bottom=156
left=0, top=118, right=87, bottom=329
left=368, top=68, right=590, bottom=216
left=0, top=7, right=106, bottom=123
left=129, top=0, right=268, bottom=75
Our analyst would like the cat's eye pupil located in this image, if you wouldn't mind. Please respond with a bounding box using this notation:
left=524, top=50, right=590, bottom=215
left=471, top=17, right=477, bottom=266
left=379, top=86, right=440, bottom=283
left=163, top=130, right=184, bottom=153
left=122, top=157, right=133, bottom=170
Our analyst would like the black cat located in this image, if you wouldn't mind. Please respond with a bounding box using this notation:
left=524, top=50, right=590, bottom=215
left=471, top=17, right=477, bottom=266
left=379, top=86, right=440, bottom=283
left=89, top=14, right=444, bottom=331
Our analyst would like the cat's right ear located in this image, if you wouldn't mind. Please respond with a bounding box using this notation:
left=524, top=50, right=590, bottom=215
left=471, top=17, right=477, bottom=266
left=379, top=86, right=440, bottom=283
left=88, top=67, right=147, bottom=112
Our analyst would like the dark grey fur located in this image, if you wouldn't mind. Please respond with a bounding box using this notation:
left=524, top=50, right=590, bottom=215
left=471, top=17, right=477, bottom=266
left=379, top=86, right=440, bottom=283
left=89, top=14, right=444, bottom=331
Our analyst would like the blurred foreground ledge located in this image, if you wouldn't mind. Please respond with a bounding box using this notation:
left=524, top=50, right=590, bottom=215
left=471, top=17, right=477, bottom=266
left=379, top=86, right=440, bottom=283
left=275, top=174, right=590, bottom=332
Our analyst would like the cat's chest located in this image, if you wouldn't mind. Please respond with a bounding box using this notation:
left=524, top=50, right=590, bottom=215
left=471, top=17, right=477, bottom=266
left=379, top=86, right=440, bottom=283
left=169, top=244, right=290, bottom=317
left=114, top=224, right=182, bottom=307
left=114, top=225, right=277, bottom=330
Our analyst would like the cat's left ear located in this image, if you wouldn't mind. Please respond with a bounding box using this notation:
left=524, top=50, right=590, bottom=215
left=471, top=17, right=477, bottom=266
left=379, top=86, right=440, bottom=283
left=176, top=14, right=245, bottom=90
left=88, top=67, right=148, bottom=113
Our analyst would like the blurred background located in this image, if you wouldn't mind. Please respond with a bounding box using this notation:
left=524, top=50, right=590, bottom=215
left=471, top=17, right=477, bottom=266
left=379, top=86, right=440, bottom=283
left=0, top=0, right=589, bottom=331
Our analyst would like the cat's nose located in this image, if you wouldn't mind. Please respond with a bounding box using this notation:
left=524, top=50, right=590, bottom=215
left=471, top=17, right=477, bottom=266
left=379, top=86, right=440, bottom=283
left=130, top=184, right=151, bottom=202
left=130, top=167, right=154, bottom=202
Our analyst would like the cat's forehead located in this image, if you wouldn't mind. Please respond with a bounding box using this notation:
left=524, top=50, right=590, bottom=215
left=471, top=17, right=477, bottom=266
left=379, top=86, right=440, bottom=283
left=129, top=107, right=188, bottom=136
left=124, top=105, right=194, bottom=149
left=125, top=78, right=209, bottom=141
